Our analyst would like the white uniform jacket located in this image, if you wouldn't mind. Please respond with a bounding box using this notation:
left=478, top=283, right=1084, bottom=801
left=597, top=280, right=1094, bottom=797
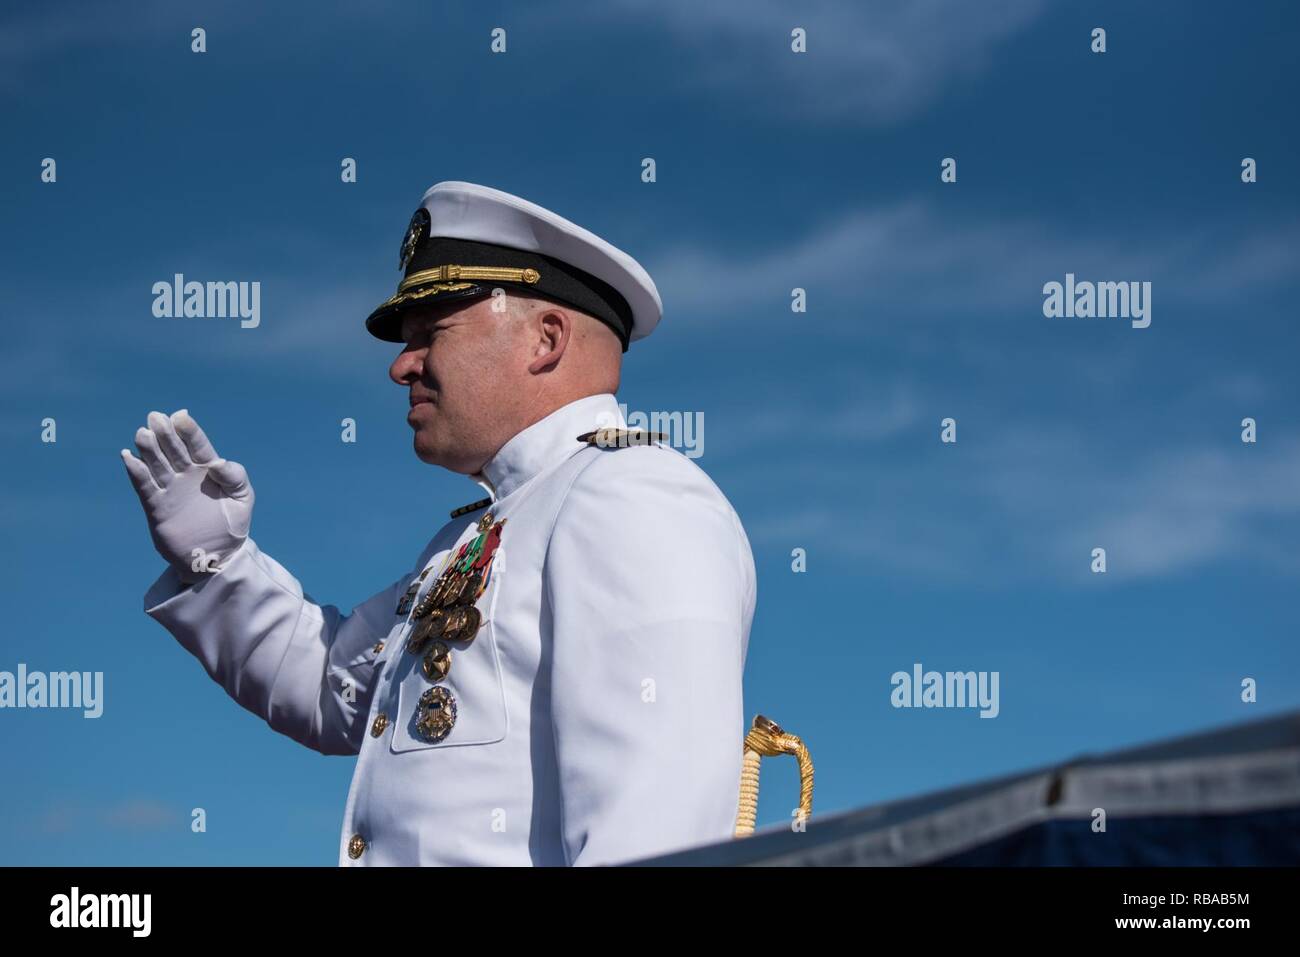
left=144, top=393, right=756, bottom=866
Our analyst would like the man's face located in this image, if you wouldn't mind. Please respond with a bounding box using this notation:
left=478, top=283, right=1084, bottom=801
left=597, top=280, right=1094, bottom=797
left=389, top=295, right=531, bottom=474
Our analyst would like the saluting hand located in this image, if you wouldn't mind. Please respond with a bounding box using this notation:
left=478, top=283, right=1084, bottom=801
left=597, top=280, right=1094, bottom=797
left=121, top=410, right=255, bottom=583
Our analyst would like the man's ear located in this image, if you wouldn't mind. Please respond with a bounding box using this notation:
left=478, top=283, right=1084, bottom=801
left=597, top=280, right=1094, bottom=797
left=526, top=307, right=570, bottom=374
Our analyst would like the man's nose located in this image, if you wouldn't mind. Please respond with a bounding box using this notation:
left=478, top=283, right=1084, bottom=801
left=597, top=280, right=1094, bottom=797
left=389, top=346, right=424, bottom=386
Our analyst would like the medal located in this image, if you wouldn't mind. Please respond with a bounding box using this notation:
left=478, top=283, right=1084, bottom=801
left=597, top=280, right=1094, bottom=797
left=405, top=518, right=504, bottom=693
left=439, top=605, right=468, bottom=640
left=421, top=640, right=452, bottom=681
left=448, top=605, right=481, bottom=644
left=407, top=608, right=447, bottom=653
left=451, top=574, right=477, bottom=606
left=413, top=587, right=439, bottom=619
left=423, top=573, right=450, bottom=610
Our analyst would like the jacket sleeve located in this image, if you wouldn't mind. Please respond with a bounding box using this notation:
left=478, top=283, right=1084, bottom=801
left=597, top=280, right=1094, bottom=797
left=143, top=536, right=408, bottom=756
left=543, top=447, right=757, bottom=865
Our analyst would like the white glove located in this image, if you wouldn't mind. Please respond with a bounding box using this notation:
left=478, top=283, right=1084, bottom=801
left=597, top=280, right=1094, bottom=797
left=121, top=410, right=255, bottom=583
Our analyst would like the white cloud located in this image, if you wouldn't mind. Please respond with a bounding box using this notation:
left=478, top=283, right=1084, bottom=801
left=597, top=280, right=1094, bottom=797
left=717, top=380, right=923, bottom=455
left=593, top=0, right=1047, bottom=125
left=741, top=419, right=1300, bottom=584
left=650, top=201, right=1300, bottom=322
left=35, top=798, right=182, bottom=834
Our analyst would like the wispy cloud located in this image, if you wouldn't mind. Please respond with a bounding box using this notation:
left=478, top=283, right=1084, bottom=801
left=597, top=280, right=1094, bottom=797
left=718, top=380, right=924, bottom=454
left=650, top=202, right=1300, bottom=321
left=588, top=0, right=1047, bottom=125
left=31, top=798, right=183, bottom=835
left=740, top=416, right=1300, bottom=584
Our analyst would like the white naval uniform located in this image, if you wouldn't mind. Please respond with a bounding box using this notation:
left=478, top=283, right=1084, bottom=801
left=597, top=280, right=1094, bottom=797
left=143, top=393, right=756, bottom=866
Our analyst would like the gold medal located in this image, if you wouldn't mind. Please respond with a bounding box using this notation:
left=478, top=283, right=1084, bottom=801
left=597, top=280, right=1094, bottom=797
left=435, top=572, right=462, bottom=610
left=448, top=605, right=481, bottom=644
left=412, top=587, right=440, bottom=619
left=452, top=575, right=475, bottom=605
left=406, top=607, right=447, bottom=653
left=421, top=640, right=452, bottom=682
left=439, top=605, right=468, bottom=641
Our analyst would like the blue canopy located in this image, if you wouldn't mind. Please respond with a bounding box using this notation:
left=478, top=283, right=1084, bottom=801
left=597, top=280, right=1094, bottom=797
left=633, top=710, right=1300, bottom=865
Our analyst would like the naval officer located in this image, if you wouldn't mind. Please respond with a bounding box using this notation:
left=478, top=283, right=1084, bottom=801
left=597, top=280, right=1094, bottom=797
left=122, top=181, right=757, bottom=866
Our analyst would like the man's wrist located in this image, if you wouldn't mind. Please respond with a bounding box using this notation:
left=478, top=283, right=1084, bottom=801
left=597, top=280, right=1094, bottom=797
left=171, top=538, right=248, bottom=584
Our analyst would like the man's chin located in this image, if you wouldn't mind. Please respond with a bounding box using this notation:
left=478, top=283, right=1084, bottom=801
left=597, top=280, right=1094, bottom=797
left=413, top=435, right=475, bottom=475
left=412, top=437, right=445, bottom=467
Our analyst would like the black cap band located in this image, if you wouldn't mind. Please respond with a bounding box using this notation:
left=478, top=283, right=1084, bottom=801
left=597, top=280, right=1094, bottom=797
left=366, top=234, right=634, bottom=350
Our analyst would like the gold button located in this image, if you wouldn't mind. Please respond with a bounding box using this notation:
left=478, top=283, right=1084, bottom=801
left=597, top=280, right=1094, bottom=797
left=372, top=641, right=385, bottom=654
left=370, top=713, right=389, bottom=737
left=347, top=834, right=366, bottom=859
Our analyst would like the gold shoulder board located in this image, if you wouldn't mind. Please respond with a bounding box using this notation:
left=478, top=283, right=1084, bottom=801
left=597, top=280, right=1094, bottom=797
left=575, top=428, right=668, bottom=449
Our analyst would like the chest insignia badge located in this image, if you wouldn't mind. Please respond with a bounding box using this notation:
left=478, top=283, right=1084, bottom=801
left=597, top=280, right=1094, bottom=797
left=415, top=686, right=457, bottom=742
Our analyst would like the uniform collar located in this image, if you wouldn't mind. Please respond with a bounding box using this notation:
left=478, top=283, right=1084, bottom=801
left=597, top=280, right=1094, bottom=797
left=470, top=393, right=625, bottom=501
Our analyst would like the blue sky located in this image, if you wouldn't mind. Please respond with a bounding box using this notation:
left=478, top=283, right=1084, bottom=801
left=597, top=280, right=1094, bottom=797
left=2, top=0, right=1297, bottom=865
